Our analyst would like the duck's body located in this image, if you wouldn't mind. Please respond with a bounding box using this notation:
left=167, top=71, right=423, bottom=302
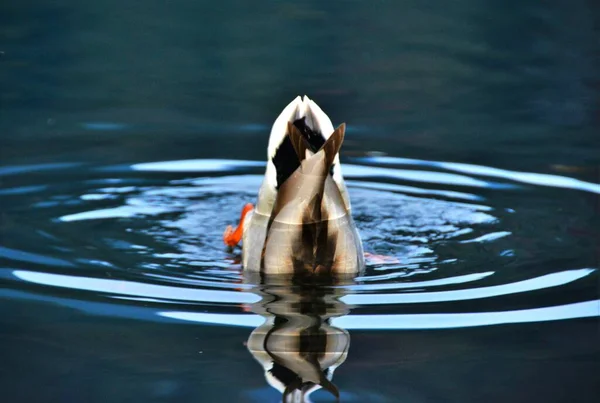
left=225, top=96, right=364, bottom=275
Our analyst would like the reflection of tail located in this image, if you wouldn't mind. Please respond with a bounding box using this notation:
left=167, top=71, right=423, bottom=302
left=248, top=315, right=349, bottom=402
left=245, top=273, right=352, bottom=402
left=280, top=350, right=340, bottom=402
left=283, top=375, right=339, bottom=403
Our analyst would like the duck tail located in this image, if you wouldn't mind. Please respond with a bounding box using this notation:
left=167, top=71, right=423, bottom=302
left=287, top=122, right=346, bottom=176
left=287, top=121, right=312, bottom=162
left=322, top=122, right=345, bottom=172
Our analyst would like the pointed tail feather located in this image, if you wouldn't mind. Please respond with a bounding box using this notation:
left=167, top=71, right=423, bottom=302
left=287, top=121, right=312, bottom=162
left=322, top=123, right=345, bottom=172
left=287, top=122, right=345, bottom=177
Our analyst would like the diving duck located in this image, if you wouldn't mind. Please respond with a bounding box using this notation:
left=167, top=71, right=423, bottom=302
left=224, top=95, right=365, bottom=275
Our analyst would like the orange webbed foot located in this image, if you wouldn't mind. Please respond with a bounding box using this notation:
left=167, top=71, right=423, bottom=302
left=223, top=203, right=254, bottom=247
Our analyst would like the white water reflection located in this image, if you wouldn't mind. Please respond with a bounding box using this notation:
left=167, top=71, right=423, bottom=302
left=348, top=180, right=483, bottom=201
left=342, top=269, right=595, bottom=305
left=343, top=164, right=508, bottom=189
left=335, top=299, right=600, bottom=329
left=460, top=231, right=511, bottom=244
left=131, top=159, right=265, bottom=172
left=159, top=299, right=600, bottom=329
left=355, top=156, right=600, bottom=194
left=12, top=270, right=260, bottom=304
left=128, top=159, right=512, bottom=189
left=160, top=311, right=265, bottom=327
left=59, top=204, right=174, bottom=222
left=348, top=271, right=495, bottom=291
left=12, top=267, right=595, bottom=308
left=177, top=175, right=484, bottom=202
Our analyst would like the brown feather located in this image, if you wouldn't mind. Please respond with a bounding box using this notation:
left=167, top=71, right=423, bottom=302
left=287, top=121, right=311, bottom=162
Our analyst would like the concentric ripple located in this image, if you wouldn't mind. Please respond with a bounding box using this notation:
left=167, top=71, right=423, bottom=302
left=0, top=158, right=598, bottom=329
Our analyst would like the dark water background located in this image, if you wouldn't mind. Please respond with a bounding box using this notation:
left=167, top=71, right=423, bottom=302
left=1, top=1, right=599, bottom=402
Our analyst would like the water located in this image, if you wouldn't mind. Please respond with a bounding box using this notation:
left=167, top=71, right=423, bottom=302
left=1, top=1, right=600, bottom=402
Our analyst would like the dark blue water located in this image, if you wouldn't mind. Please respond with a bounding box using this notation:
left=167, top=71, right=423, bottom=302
left=1, top=1, right=599, bottom=402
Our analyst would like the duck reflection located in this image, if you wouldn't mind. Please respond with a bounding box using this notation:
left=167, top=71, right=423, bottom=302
left=244, top=272, right=353, bottom=402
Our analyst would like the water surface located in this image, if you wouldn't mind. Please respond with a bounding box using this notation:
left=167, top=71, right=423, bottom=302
left=1, top=1, right=599, bottom=402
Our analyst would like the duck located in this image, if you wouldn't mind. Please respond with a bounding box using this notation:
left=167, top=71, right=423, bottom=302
left=223, top=95, right=365, bottom=275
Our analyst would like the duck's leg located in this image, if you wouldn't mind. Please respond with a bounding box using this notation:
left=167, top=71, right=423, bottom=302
left=223, top=203, right=254, bottom=247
